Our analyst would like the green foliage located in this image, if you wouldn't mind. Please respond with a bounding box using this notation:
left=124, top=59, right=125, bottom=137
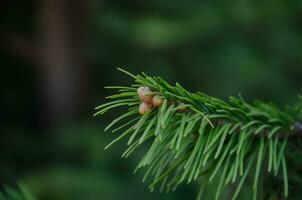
left=95, top=69, right=299, bottom=200
left=0, top=185, right=36, bottom=200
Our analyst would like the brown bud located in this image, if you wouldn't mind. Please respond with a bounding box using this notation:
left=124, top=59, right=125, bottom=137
left=137, top=86, right=145, bottom=97
left=152, top=95, right=164, bottom=107
left=137, top=86, right=154, bottom=103
left=139, top=102, right=153, bottom=115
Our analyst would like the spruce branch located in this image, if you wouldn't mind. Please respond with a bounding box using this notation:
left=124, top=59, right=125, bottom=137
left=95, top=68, right=302, bottom=200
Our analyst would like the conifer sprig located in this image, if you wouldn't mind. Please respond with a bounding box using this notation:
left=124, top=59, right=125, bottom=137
left=95, top=68, right=298, bottom=200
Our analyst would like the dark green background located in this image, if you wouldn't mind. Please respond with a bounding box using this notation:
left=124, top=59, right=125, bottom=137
left=0, top=0, right=301, bottom=199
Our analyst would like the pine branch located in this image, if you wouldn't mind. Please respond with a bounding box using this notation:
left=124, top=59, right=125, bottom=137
left=95, top=68, right=301, bottom=200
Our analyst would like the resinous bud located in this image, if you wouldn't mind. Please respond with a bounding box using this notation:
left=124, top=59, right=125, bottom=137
left=152, top=94, right=164, bottom=107
left=137, top=86, right=154, bottom=103
left=139, top=102, right=153, bottom=115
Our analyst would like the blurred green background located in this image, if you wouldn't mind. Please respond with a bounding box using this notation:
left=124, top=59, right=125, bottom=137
left=0, top=0, right=301, bottom=199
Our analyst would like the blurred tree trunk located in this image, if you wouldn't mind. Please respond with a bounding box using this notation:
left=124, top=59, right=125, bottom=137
left=38, top=0, right=87, bottom=128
